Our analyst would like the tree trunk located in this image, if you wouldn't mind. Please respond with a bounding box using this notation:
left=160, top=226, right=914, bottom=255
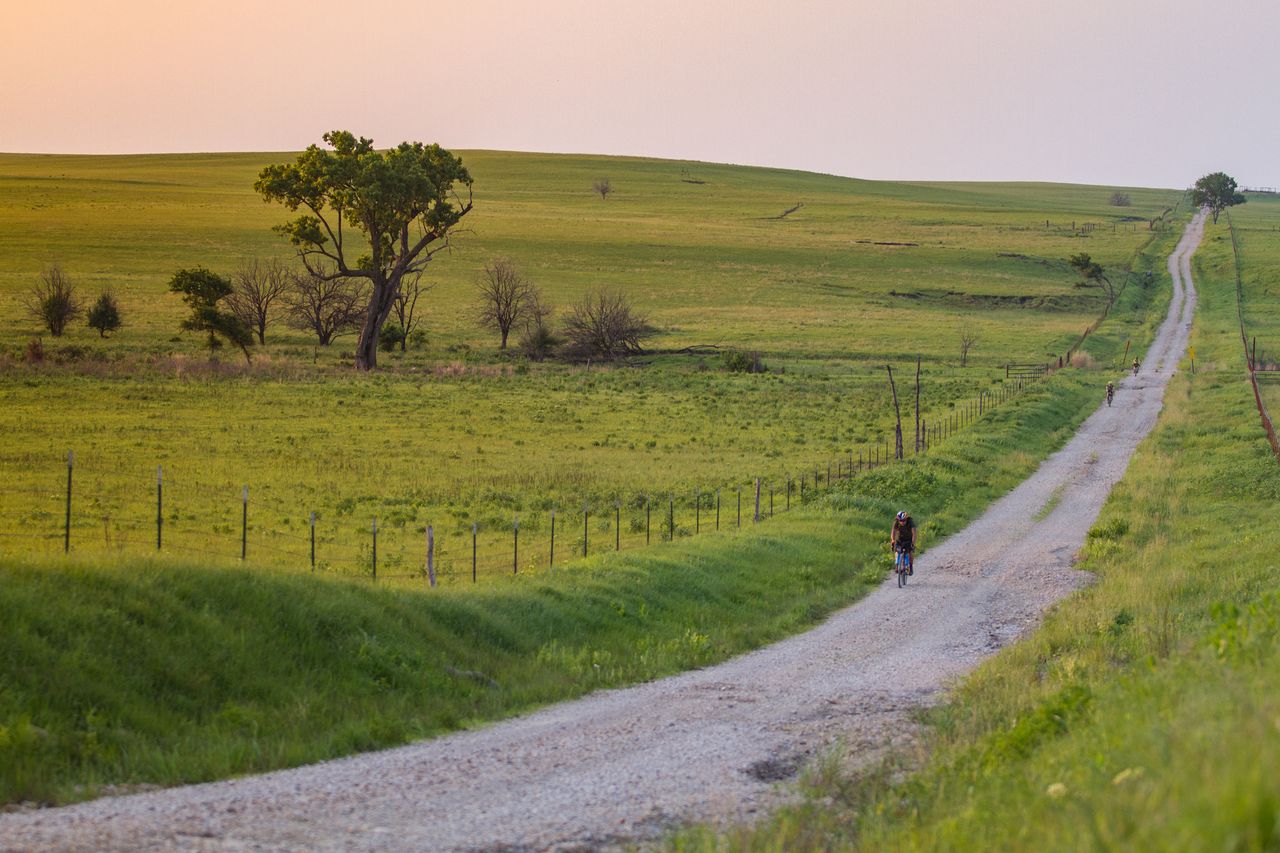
left=500, top=327, right=509, bottom=350
left=354, top=274, right=398, bottom=370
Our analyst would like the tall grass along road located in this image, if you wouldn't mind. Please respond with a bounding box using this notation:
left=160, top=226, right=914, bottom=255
left=0, top=215, right=1204, bottom=852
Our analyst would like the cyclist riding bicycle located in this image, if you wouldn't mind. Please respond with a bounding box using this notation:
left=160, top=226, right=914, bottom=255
left=891, top=510, right=917, bottom=575
left=1106, top=381, right=1115, bottom=406
left=1132, top=357, right=1141, bottom=376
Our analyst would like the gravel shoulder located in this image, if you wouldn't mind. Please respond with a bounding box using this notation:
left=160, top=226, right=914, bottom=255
left=0, top=214, right=1205, bottom=853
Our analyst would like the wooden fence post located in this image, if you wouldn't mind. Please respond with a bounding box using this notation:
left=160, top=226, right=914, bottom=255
left=754, top=478, right=761, bottom=522
left=472, top=521, right=477, bottom=583
left=427, top=524, right=436, bottom=587
left=310, top=511, right=316, bottom=571
left=513, top=516, right=519, bottom=575
left=241, top=485, right=248, bottom=561
left=371, top=517, right=377, bottom=581
left=156, top=465, right=163, bottom=551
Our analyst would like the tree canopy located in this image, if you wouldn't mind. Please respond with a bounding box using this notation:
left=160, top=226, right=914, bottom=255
left=255, top=131, right=473, bottom=370
left=1190, top=171, right=1246, bottom=223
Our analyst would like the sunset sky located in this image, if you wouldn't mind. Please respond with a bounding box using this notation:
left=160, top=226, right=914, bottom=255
left=2, top=0, right=1275, bottom=188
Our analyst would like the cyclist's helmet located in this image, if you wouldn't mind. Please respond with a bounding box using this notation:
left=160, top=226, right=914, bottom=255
left=896, top=511, right=907, bottom=521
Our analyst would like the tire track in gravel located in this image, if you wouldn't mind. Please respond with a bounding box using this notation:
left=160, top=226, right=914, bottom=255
left=0, top=213, right=1205, bottom=853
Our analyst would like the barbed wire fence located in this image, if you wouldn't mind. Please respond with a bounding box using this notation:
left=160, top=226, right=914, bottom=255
left=0, top=371, right=1053, bottom=586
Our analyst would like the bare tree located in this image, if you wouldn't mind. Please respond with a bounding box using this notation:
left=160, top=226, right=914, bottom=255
left=227, top=257, right=290, bottom=344
left=592, top=178, right=612, bottom=200
left=392, top=271, right=432, bottom=351
left=1109, top=191, right=1132, bottom=207
left=284, top=267, right=366, bottom=346
left=562, top=289, right=653, bottom=360
left=25, top=265, right=83, bottom=337
left=476, top=258, right=540, bottom=350
left=959, top=322, right=979, bottom=367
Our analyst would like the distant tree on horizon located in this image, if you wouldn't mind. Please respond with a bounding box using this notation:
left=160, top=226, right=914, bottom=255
left=593, top=177, right=612, bottom=200
left=1191, top=171, right=1246, bottom=223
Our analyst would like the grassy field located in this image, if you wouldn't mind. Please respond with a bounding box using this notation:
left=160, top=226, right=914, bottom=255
left=672, top=213, right=1280, bottom=850
left=0, top=344, right=1113, bottom=806
left=1227, top=193, right=1280, bottom=414
left=0, top=152, right=1181, bottom=578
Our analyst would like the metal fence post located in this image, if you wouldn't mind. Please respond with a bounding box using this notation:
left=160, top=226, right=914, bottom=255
left=64, top=451, right=72, bottom=553
left=156, top=465, right=163, bottom=551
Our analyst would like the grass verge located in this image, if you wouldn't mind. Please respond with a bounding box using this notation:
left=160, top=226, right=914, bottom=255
left=672, top=219, right=1280, bottom=850
left=1, top=360, right=1109, bottom=807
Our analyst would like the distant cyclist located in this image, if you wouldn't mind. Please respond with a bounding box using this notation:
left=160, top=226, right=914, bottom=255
left=891, top=510, right=917, bottom=575
left=1132, top=357, right=1141, bottom=376
left=1106, top=381, right=1115, bottom=406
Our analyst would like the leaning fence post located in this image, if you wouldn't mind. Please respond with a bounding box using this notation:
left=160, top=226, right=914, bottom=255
left=64, top=451, right=73, bottom=553
left=754, top=478, right=761, bottom=522
left=550, top=510, right=556, bottom=567
left=645, top=499, right=650, bottom=545
left=427, top=524, right=436, bottom=587
left=615, top=501, right=621, bottom=551
left=241, top=485, right=249, bottom=561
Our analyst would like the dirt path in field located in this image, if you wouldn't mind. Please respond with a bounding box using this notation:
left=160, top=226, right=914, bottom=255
left=0, top=215, right=1205, bottom=853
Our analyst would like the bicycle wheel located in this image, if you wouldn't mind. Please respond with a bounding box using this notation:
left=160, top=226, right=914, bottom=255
left=897, top=554, right=906, bottom=587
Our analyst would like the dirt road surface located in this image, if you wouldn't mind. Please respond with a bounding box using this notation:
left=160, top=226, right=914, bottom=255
left=0, top=214, right=1205, bottom=852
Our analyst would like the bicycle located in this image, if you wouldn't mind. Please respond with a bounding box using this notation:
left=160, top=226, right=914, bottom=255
left=893, top=545, right=912, bottom=587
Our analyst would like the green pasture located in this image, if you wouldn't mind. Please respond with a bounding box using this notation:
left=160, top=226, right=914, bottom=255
left=1227, top=193, right=1280, bottom=412
left=674, top=217, right=1280, bottom=850
left=0, top=152, right=1179, bottom=575
left=0, top=338, right=1112, bottom=806
left=0, top=150, right=1177, bottom=359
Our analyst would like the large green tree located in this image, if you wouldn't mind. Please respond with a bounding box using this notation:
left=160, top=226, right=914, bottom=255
left=1190, top=171, right=1246, bottom=223
left=255, top=131, right=473, bottom=370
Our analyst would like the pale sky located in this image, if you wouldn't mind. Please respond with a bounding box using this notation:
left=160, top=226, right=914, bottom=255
left=2, top=0, right=1276, bottom=188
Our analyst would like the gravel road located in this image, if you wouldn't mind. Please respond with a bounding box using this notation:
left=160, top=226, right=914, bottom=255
left=0, top=214, right=1205, bottom=853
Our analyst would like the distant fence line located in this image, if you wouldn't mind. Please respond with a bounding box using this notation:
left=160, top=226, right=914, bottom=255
left=1227, top=213, right=1280, bottom=461
left=0, top=376, right=1043, bottom=585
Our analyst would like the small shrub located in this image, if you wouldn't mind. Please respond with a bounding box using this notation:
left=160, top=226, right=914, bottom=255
left=1109, top=191, right=1132, bottom=207
left=24, top=338, right=45, bottom=364
left=407, top=328, right=428, bottom=350
left=25, top=265, right=83, bottom=337
left=87, top=291, right=123, bottom=337
left=519, top=321, right=560, bottom=362
left=722, top=349, right=767, bottom=374
left=378, top=323, right=405, bottom=352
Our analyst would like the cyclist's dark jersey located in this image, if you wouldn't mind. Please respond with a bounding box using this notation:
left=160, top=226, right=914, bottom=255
left=892, top=517, right=917, bottom=551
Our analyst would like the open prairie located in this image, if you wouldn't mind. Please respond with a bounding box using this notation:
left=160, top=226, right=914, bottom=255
left=0, top=152, right=1181, bottom=578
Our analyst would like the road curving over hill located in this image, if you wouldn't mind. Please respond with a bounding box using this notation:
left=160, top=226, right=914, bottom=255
left=0, top=213, right=1206, bottom=853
